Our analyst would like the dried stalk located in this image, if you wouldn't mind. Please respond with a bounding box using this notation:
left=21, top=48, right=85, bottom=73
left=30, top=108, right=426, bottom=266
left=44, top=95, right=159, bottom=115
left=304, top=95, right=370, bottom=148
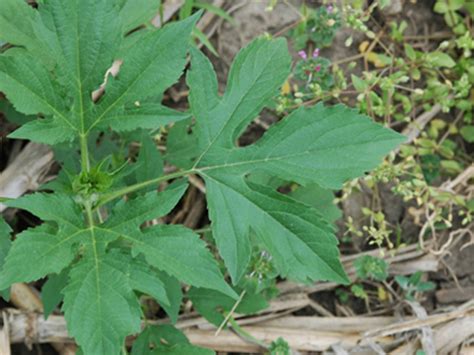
left=0, top=311, right=11, bottom=355
left=436, top=286, right=474, bottom=304
left=364, top=300, right=474, bottom=338
left=0, top=142, right=53, bottom=212
left=5, top=304, right=473, bottom=354
left=398, top=102, right=444, bottom=152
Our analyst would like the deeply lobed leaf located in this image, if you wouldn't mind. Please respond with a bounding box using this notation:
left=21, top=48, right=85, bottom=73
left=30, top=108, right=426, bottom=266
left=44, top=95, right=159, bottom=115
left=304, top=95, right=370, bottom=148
left=183, top=37, right=405, bottom=283
left=62, top=252, right=142, bottom=355
left=0, top=0, right=199, bottom=144
left=0, top=184, right=233, bottom=352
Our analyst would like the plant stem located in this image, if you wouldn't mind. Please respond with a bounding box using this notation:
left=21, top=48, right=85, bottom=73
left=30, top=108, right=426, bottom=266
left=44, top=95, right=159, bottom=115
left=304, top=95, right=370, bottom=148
left=215, top=290, right=246, bottom=336
left=85, top=201, right=95, bottom=230
left=96, top=169, right=195, bottom=207
left=80, top=134, right=90, bottom=173
left=228, top=316, right=268, bottom=349
left=194, top=226, right=212, bottom=234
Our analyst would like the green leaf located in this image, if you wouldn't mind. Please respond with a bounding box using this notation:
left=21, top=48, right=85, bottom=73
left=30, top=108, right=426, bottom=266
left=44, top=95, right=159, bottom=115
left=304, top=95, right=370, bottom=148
left=0, top=183, right=189, bottom=352
left=269, top=337, right=290, bottom=355
left=192, top=37, right=291, bottom=151
left=106, top=250, right=170, bottom=307
left=404, top=44, right=417, bottom=61
left=0, top=0, right=50, bottom=61
left=417, top=281, right=435, bottom=292
left=9, top=117, right=75, bottom=144
left=460, top=125, right=474, bottom=143
left=119, top=0, right=161, bottom=33
left=0, top=98, right=34, bottom=125
left=99, top=103, right=191, bottom=132
left=0, top=217, right=12, bottom=299
left=447, top=0, right=465, bottom=11
left=409, top=271, right=423, bottom=285
left=132, top=325, right=214, bottom=355
left=187, top=47, right=220, bottom=126
left=132, top=325, right=186, bottom=355
left=91, top=12, right=200, bottom=133
left=208, top=180, right=349, bottom=283
left=0, top=224, right=80, bottom=289
left=434, top=1, right=449, bottom=13
left=0, top=217, right=12, bottom=271
left=6, top=193, right=83, bottom=228
left=1, top=194, right=86, bottom=289
left=134, top=133, right=164, bottom=191
left=151, top=344, right=214, bottom=354
left=166, top=119, right=200, bottom=169
left=195, top=2, right=235, bottom=24
left=354, top=255, right=388, bottom=282
left=3, top=5, right=199, bottom=144
left=42, top=269, right=69, bottom=319
left=289, top=183, right=342, bottom=223
left=132, top=225, right=237, bottom=299
left=62, top=252, right=142, bottom=355
left=156, top=271, right=183, bottom=323
left=179, top=0, right=195, bottom=20
left=351, top=284, right=368, bottom=299
left=38, top=0, right=121, bottom=100
left=0, top=53, right=75, bottom=144
left=193, top=28, right=219, bottom=57
left=103, top=180, right=188, bottom=234
left=188, top=287, right=268, bottom=326
left=426, top=51, right=456, bottom=68
left=187, top=38, right=404, bottom=284
left=351, top=74, right=368, bottom=92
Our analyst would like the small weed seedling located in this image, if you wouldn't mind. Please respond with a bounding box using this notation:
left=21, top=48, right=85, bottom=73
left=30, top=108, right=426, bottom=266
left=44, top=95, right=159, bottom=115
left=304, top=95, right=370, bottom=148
left=395, top=272, right=436, bottom=301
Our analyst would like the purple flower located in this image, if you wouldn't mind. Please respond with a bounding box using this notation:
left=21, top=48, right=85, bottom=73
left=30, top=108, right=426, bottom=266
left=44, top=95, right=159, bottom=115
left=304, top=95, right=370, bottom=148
left=298, top=50, right=307, bottom=60
left=314, top=65, right=321, bottom=72
left=312, top=48, right=320, bottom=58
left=327, top=5, right=333, bottom=13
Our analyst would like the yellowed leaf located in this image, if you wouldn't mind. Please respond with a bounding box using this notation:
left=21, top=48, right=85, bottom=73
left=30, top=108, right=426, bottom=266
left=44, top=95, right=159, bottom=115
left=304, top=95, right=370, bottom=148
left=378, top=286, right=388, bottom=301
left=359, top=40, right=369, bottom=53
left=281, top=79, right=291, bottom=95
left=366, top=52, right=386, bottom=68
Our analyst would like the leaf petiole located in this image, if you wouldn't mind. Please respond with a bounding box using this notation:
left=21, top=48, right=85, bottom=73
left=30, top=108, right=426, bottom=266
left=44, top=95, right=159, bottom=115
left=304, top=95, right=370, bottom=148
left=96, top=168, right=196, bottom=208
left=79, top=134, right=90, bottom=173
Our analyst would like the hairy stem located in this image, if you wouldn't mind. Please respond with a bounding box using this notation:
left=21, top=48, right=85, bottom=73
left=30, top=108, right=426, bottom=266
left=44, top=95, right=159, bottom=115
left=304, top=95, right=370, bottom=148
left=96, top=169, right=196, bottom=207
left=79, top=134, right=90, bottom=173
left=228, top=316, right=268, bottom=349
left=85, top=200, right=95, bottom=228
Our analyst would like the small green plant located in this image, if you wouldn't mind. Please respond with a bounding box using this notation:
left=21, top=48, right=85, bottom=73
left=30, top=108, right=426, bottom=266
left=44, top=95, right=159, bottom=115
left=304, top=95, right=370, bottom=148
left=269, top=337, right=291, bottom=355
left=395, top=272, right=436, bottom=301
left=290, top=4, right=341, bottom=50
left=295, top=49, right=334, bottom=90
left=0, top=0, right=403, bottom=353
left=354, top=255, right=389, bottom=282
left=350, top=283, right=369, bottom=301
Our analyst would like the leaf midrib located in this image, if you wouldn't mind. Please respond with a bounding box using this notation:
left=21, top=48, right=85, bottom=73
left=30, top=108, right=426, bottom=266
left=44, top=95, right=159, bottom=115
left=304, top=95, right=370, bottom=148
left=196, top=136, right=399, bottom=173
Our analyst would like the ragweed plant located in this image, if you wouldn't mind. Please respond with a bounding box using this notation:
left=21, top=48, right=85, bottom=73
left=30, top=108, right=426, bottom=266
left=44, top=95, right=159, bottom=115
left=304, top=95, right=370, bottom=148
left=0, top=0, right=403, bottom=353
